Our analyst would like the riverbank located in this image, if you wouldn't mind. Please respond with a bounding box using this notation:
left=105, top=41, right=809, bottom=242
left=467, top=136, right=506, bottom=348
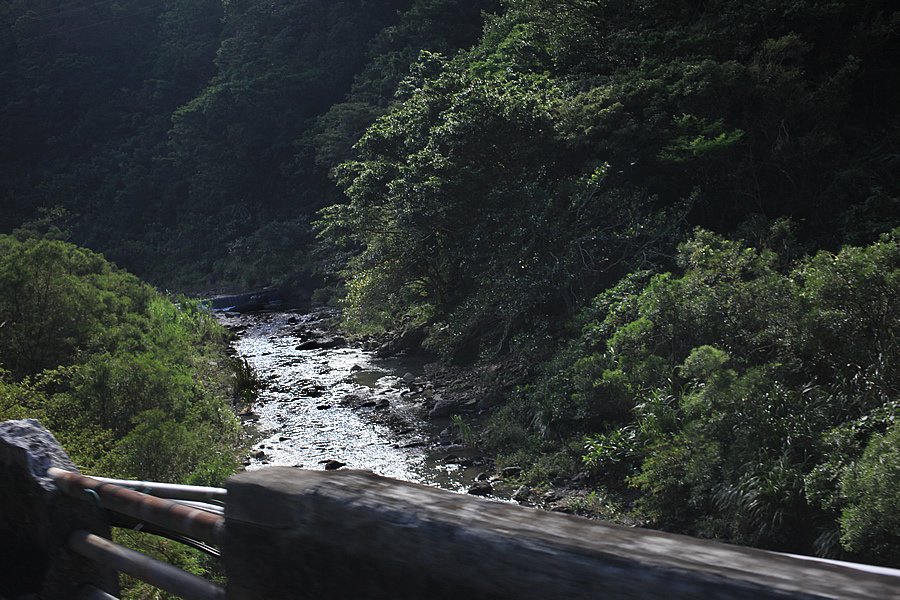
left=216, top=309, right=523, bottom=498
left=217, top=307, right=605, bottom=516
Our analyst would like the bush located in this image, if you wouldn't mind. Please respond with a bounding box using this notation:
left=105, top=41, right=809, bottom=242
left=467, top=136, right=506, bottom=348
left=0, top=235, right=242, bottom=483
left=501, top=228, right=900, bottom=562
left=839, top=422, right=900, bottom=566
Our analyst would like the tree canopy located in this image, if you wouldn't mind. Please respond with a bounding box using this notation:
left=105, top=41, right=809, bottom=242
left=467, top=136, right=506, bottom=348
left=0, top=234, right=241, bottom=484
left=2, top=0, right=899, bottom=569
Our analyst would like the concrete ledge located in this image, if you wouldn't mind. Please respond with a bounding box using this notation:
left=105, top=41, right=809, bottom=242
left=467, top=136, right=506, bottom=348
left=224, top=468, right=900, bottom=599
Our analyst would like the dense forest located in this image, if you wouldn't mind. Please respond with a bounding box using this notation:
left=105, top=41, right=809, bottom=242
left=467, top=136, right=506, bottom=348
left=2, top=0, right=899, bottom=571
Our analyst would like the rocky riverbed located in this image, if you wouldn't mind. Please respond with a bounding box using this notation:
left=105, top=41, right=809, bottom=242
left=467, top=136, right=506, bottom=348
left=217, top=309, right=524, bottom=498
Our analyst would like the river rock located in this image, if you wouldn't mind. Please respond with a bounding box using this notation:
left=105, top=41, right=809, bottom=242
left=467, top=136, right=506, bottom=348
left=400, top=440, right=427, bottom=448
left=295, top=338, right=340, bottom=351
left=542, top=490, right=562, bottom=503
left=501, top=466, right=523, bottom=478
left=341, top=393, right=368, bottom=407
left=467, top=481, right=493, bottom=496
left=402, top=372, right=416, bottom=384
left=301, top=385, right=324, bottom=397
left=438, top=427, right=454, bottom=445
left=513, top=486, right=532, bottom=502
left=374, top=326, right=427, bottom=357
left=428, top=396, right=459, bottom=419
left=323, top=460, right=346, bottom=470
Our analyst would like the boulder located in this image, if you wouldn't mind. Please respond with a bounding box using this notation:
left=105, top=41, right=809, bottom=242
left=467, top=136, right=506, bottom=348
left=500, top=466, right=523, bottom=478
left=295, top=337, right=344, bottom=351
left=0, top=420, right=119, bottom=597
left=428, top=397, right=459, bottom=419
left=467, top=481, right=493, bottom=496
left=513, top=486, right=531, bottom=502
left=341, top=393, right=369, bottom=407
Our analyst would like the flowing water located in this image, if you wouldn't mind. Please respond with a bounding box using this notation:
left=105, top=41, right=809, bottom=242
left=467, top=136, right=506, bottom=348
left=221, top=310, right=487, bottom=493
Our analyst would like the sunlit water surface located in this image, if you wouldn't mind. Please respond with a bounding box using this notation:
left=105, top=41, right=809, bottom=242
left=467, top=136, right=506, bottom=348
left=227, top=312, right=482, bottom=492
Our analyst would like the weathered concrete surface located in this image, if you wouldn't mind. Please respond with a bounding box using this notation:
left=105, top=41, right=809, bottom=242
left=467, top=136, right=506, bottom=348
left=0, top=419, right=118, bottom=599
left=224, top=468, right=900, bottom=600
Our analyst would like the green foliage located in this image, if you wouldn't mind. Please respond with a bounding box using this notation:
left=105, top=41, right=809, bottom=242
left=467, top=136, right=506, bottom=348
left=0, top=236, right=242, bottom=484
left=503, top=229, right=900, bottom=561
left=232, top=358, right=262, bottom=408
left=319, top=0, right=899, bottom=362
left=659, top=116, right=745, bottom=164
left=114, top=528, right=225, bottom=600
left=839, top=422, right=900, bottom=566
left=1, top=0, right=498, bottom=290
left=2, top=0, right=899, bottom=571
left=320, top=42, right=683, bottom=358
left=451, top=414, right=478, bottom=447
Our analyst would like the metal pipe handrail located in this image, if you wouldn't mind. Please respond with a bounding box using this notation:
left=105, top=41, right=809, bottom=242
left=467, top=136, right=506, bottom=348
left=108, top=514, right=222, bottom=558
left=84, top=475, right=227, bottom=503
left=171, top=499, right=225, bottom=515
left=69, top=531, right=224, bottom=600
left=49, top=468, right=224, bottom=546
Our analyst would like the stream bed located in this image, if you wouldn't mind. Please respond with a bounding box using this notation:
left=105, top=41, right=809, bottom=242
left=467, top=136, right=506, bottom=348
left=219, top=309, right=494, bottom=494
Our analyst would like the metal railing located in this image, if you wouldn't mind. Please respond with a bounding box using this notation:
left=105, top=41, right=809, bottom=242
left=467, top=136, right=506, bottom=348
left=48, top=468, right=226, bottom=600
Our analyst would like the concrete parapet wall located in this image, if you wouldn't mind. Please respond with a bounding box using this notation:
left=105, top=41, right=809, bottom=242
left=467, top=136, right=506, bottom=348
left=3, top=422, right=898, bottom=599
left=224, top=467, right=900, bottom=600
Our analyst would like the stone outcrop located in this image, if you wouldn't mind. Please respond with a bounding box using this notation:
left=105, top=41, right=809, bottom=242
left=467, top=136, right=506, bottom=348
left=0, top=419, right=118, bottom=599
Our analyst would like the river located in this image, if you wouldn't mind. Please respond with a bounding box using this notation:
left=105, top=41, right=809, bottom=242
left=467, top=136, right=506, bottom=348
left=219, top=309, right=492, bottom=494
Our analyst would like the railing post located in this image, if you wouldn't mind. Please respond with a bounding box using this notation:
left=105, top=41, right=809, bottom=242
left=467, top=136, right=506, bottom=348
left=0, top=419, right=119, bottom=598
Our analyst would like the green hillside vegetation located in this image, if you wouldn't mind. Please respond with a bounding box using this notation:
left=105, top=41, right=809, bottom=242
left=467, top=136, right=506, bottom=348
left=321, top=0, right=899, bottom=357
left=0, top=234, right=242, bottom=483
left=490, top=229, right=899, bottom=562
left=315, top=0, right=900, bottom=564
left=2, top=0, right=899, bottom=569
left=0, top=234, right=246, bottom=596
left=0, top=0, right=496, bottom=288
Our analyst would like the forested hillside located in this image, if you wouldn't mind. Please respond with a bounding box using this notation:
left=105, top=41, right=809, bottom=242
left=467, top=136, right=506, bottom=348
left=322, top=0, right=899, bottom=356
left=1, top=0, right=496, bottom=287
left=314, top=1, right=900, bottom=564
left=2, top=0, right=899, bottom=568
